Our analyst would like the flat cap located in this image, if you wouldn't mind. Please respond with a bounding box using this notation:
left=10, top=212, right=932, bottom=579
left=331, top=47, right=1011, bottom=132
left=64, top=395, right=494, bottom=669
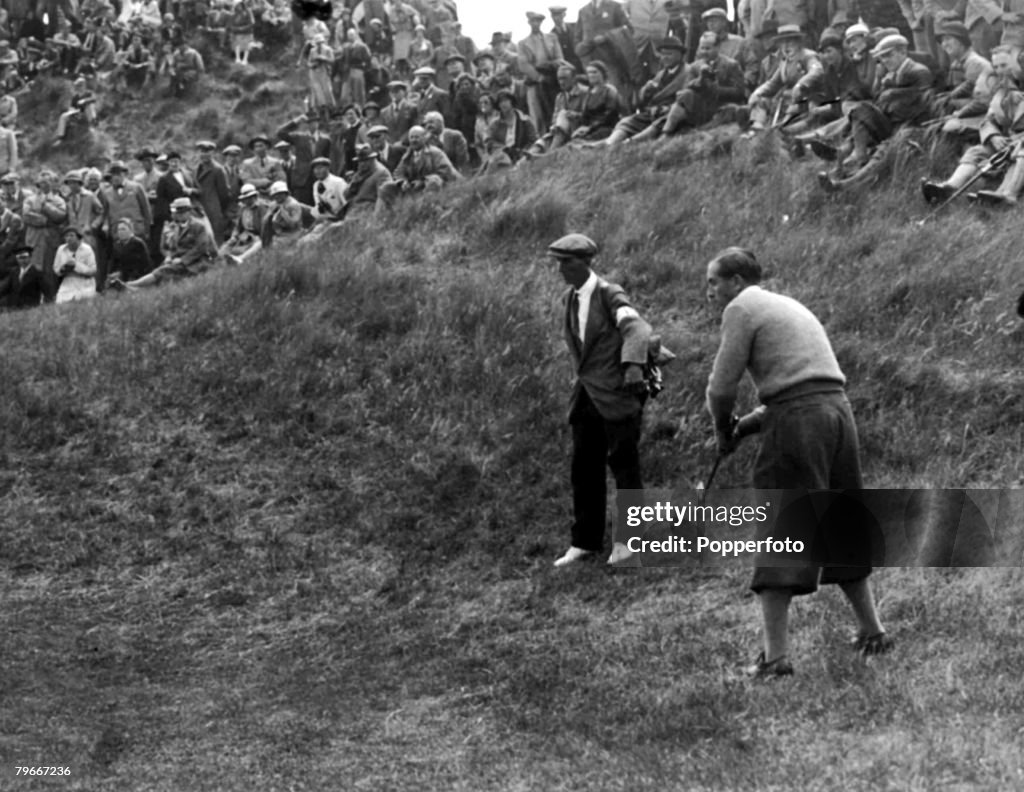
left=526, top=11, right=545, bottom=21
left=61, top=225, right=83, bottom=237
left=248, top=134, right=270, bottom=147
left=549, top=5, right=568, bottom=13
left=701, top=7, right=728, bottom=20
left=367, top=124, right=390, bottom=136
left=13, top=244, right=33, bottom=255
left=872, top=33, right=908, bottom=56
left=773, top=24, right=804, bottom=42
left=273, top=139, right=292, bottom=149
left=0, top=172, right=20, bottom=183
left=657, top=36, right=686, bottom=52
left=196, top=139, right=216, bottom=150
left=819, top=30, right=844, bottom=50
left=135, top=147, right=158, bottom=159
left=936, top=21, right=971, bottom=47
left=387, top=80, right=408, bottom=90
left=444, top=53, right=466, bottom=65
left=413, top=66, right=436, bottom=77
left=844, top=22, right=869, bottom=40
left=548, top=233, right=598, bottom=258
left=222, top=144, right=243, bottom=155
left=311, top=156, right=331, bottom=167
left=63, top=170, right=84, bottom=183
left=170, top=197, right=192, bottom=211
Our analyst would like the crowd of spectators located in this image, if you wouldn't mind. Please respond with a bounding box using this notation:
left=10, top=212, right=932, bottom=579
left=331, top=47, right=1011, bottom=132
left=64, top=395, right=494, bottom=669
left=2, top=0, right=1023, bottom=308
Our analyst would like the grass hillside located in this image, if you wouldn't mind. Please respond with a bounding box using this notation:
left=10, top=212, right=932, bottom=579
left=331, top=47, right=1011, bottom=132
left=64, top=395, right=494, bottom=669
left=2, top=131, right=1024, bottom=790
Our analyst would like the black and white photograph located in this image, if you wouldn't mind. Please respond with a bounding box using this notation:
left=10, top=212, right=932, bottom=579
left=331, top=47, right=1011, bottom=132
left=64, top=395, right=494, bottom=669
left=2, top=0, right=1024, bottom=789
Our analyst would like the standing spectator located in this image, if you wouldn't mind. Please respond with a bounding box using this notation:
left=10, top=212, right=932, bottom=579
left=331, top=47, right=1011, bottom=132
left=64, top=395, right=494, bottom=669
left=412, top=65, right=451, bottom=123
left=549, top=5, right=582, bottom=72
left=340, top=27, right=372, bottom=106
left=381, top=79, right=417, bottom=139
left=275, top=115, right=317, bottom=204
left=624, top=0, right=672, bottom=82
left=53, top=226, right=97, bottom=304
left=390, top=0, right=420, bottom=76
left=194, top=139, right=231, bottom=243
left=575, top=0, right=637, bottom=108
left=407, top=23, right=434, bottom=69
left=300, top=32, right=335, bottom=120
left=364, top=18, right=393, bottom=64
left=452, top=21, right=478, bottom=65
left=519, top=11, right=564, bottom=135
left=228, top=0, right=255, bottom=64
left=63, top=170, right=104, bottom=284
left=450, top=71, right=480, bottom=156
left=153, top=151, right=197, bottom=261
left=22, top=170, right=67, bottom=302
left=239, top=134, right=285, bottom=192
left=0, top=245, right=43, bottom=310
left=100, top=160, right=152, bottom=276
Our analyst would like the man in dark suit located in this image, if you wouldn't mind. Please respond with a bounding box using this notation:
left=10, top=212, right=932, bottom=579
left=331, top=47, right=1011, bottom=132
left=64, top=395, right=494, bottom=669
left=548, top=233, right=652, bottom=568
left=0, top=245, right=43, bottom=310
left=194, top=140, right=231, bottom=244
left=366, top=124, right=406, bottom=172
left=275, top=115, right=318, bottom=205
left=412, top=66, right=452, bottom=124
left=153, top=151, right=197, bottom=264
left=550, top=5, right=582, bottom=72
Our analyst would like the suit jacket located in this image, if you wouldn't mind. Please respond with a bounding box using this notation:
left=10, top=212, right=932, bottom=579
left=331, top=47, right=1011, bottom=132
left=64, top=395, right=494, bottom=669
left=0, top=264, right=44, bottom=310
left=576, top=0, right=632, bottom=56
left=379, top=141, right=407, bottom=173
left=486, top=111, right=539, bottom=160
left=564, top=277, right=651, bottom=422
left=344, top=160, right=391, bottom=207
left=195, top=160, right=231, bottom=243
left=154, top=170, right=197, bottom=225
left=393, top=144, right=460, bottom=184
left=517, top=31, right=564, bottom=83
left=417, top=84, right=452, bottom=124
left=239, top=155, right=286, bottom=191
left=875, top=55, right=934, bottom=124
left=101, top=180, right=152, bottom=237
left=638, top=62, right=689, bottom=111
left=275, top=121, right=316, bottom=202
left=979, top=87, right=1024, bottom=144
left=429, top=128, right=469, bottom=170
left=381, top=100, right=419, bottom=141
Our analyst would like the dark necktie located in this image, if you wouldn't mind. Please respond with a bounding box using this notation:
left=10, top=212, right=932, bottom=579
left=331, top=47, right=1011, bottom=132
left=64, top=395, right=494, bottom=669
left=569, top=291, right=581, bottom=342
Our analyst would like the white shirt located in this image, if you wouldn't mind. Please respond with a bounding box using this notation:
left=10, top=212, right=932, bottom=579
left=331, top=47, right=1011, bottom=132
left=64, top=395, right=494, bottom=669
left=574, top=270, right=598, bottom=343
left=312, top=173, right=349, bottom=220
left=53, top=241, right=97, bottom=304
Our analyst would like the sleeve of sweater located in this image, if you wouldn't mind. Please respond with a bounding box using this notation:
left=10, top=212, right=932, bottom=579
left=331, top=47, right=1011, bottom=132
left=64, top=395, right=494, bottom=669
left=706, top=301, right=753, bottom=430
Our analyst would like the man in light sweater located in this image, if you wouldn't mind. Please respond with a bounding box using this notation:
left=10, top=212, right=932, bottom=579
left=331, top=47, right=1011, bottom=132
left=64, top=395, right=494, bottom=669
left=704, top=247, right=892, bottom=678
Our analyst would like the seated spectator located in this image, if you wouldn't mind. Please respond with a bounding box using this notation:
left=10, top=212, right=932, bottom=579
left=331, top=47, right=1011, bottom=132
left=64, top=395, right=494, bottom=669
left=54, top=77, right=98, bottom=143
left=110, top=197, right=216, bottom=289
left=571, top=60, right=622, bottom=144
left=481, top=89, right=538, bottom=170
left=108, top=217, right=153, bottom=282
left=746, top=25, right=822, bottom=130
left=377, top=124, right=460, bottom=210
left=932, top=22, right=993, bottom=138
left=366, top=124, right=406, bottom=171
left=423, top=109, right=469, bottom=170
left=0, top=245, right=43, bottom=310
left=53, top=226, right=97, bottom=304
left=117, top=32, right=154, bottom=91
left=261, top=180, right=305, bottom=247
left=343, top=144, right=390, bottom=215
left=51, top=19, right=82, bottom=75
left=168, top=37, right=204, bottom=96
left=921, top=46, right=1024, bottom=206
left=309, top=155, right=348, bottom=222
left=528, top=63, right=588, bottom=154
left=0, top=202, right=24, bottom=267
left=472, top=92, right=498, bottom=163
left=219, top=182, right=264, bottom=264
left=80, top=16, right=117, bottom=73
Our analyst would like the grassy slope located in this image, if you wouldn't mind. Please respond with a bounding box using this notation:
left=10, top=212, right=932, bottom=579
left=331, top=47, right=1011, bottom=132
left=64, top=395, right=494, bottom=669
left=2, top=132, right=1024, bottom=791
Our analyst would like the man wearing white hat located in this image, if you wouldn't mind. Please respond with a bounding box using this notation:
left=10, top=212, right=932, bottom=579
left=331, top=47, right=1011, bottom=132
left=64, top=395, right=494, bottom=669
left=265, top=181, right=305, bottom=246
left=747, top=24, right=822, bottom=130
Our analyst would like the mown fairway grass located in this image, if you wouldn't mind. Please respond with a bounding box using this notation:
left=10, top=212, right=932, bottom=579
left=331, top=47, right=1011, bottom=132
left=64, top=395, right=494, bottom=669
left=2, top=135, right=1024, bottom=791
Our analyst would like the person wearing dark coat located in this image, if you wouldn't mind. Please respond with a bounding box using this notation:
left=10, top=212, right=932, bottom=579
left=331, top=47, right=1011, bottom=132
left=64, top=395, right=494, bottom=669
left=0, top=244, right=43, bottom=310
left=194, top=140, right=231, bottom=244
left=367, top=124, right=407, bottom=172
left=153, top=151, right=197, bottom=263
left=108, top=218, right=153, bottom=283
left=275, top=115, right=318, bottom=205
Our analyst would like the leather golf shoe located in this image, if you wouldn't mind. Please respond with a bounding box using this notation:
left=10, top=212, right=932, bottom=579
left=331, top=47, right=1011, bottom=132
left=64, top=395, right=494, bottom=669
left=809, top=139, right=838, bottom=161
left=553, top=546, right=595, bottom=568
left=851, top=632, right=894, bottom=656
left=973, top=190, right=1016, bottom=207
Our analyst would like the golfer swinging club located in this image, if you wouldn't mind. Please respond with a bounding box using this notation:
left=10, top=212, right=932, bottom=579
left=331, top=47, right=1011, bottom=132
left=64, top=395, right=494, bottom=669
left=703, top=246, right=892, bottom=677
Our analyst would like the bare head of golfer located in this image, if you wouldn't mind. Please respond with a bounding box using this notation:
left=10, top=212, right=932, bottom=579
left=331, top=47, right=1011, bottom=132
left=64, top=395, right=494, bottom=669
left=706, top=246, right=761, bottom=312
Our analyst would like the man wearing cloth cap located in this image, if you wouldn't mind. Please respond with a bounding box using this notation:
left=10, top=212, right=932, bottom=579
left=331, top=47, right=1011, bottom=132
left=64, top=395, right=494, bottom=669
left=703, top=7, right=759, bottom=90
left=221, top=144, right=245, bottom=223
left=62, top=169, right=104, bottom=286
left=194, top=140, right=231, bottom=244
left=818, top=33, right=934, bottom=191
left=382, top=80, right=419, bottom=141
left=376, top=124, right=459, bottom=211
left=422, top=109, right=469, bottom=171
left=412, top=66, right=452, bottom=125
left=367, top=124, right=407, bottom=172
left=704, top=246, right=891, bottom=677
left=549, top=5, right=583, bottom=72
left=344, top=144, right=391, bottom=214
left=518, top=11, right=564, bottom=135
left=747, top=25, right=822, bottom=130
left=240, top=135, right=286, bottom=194
left=309, top=155, right=348, bottom=224
left=575, top=0, right=637, bottom=106
left=275, top=115, right=318, bottom=205
left=548, top=232, right=652, bottom=568
left=21, top=169, right=67, bottom=302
